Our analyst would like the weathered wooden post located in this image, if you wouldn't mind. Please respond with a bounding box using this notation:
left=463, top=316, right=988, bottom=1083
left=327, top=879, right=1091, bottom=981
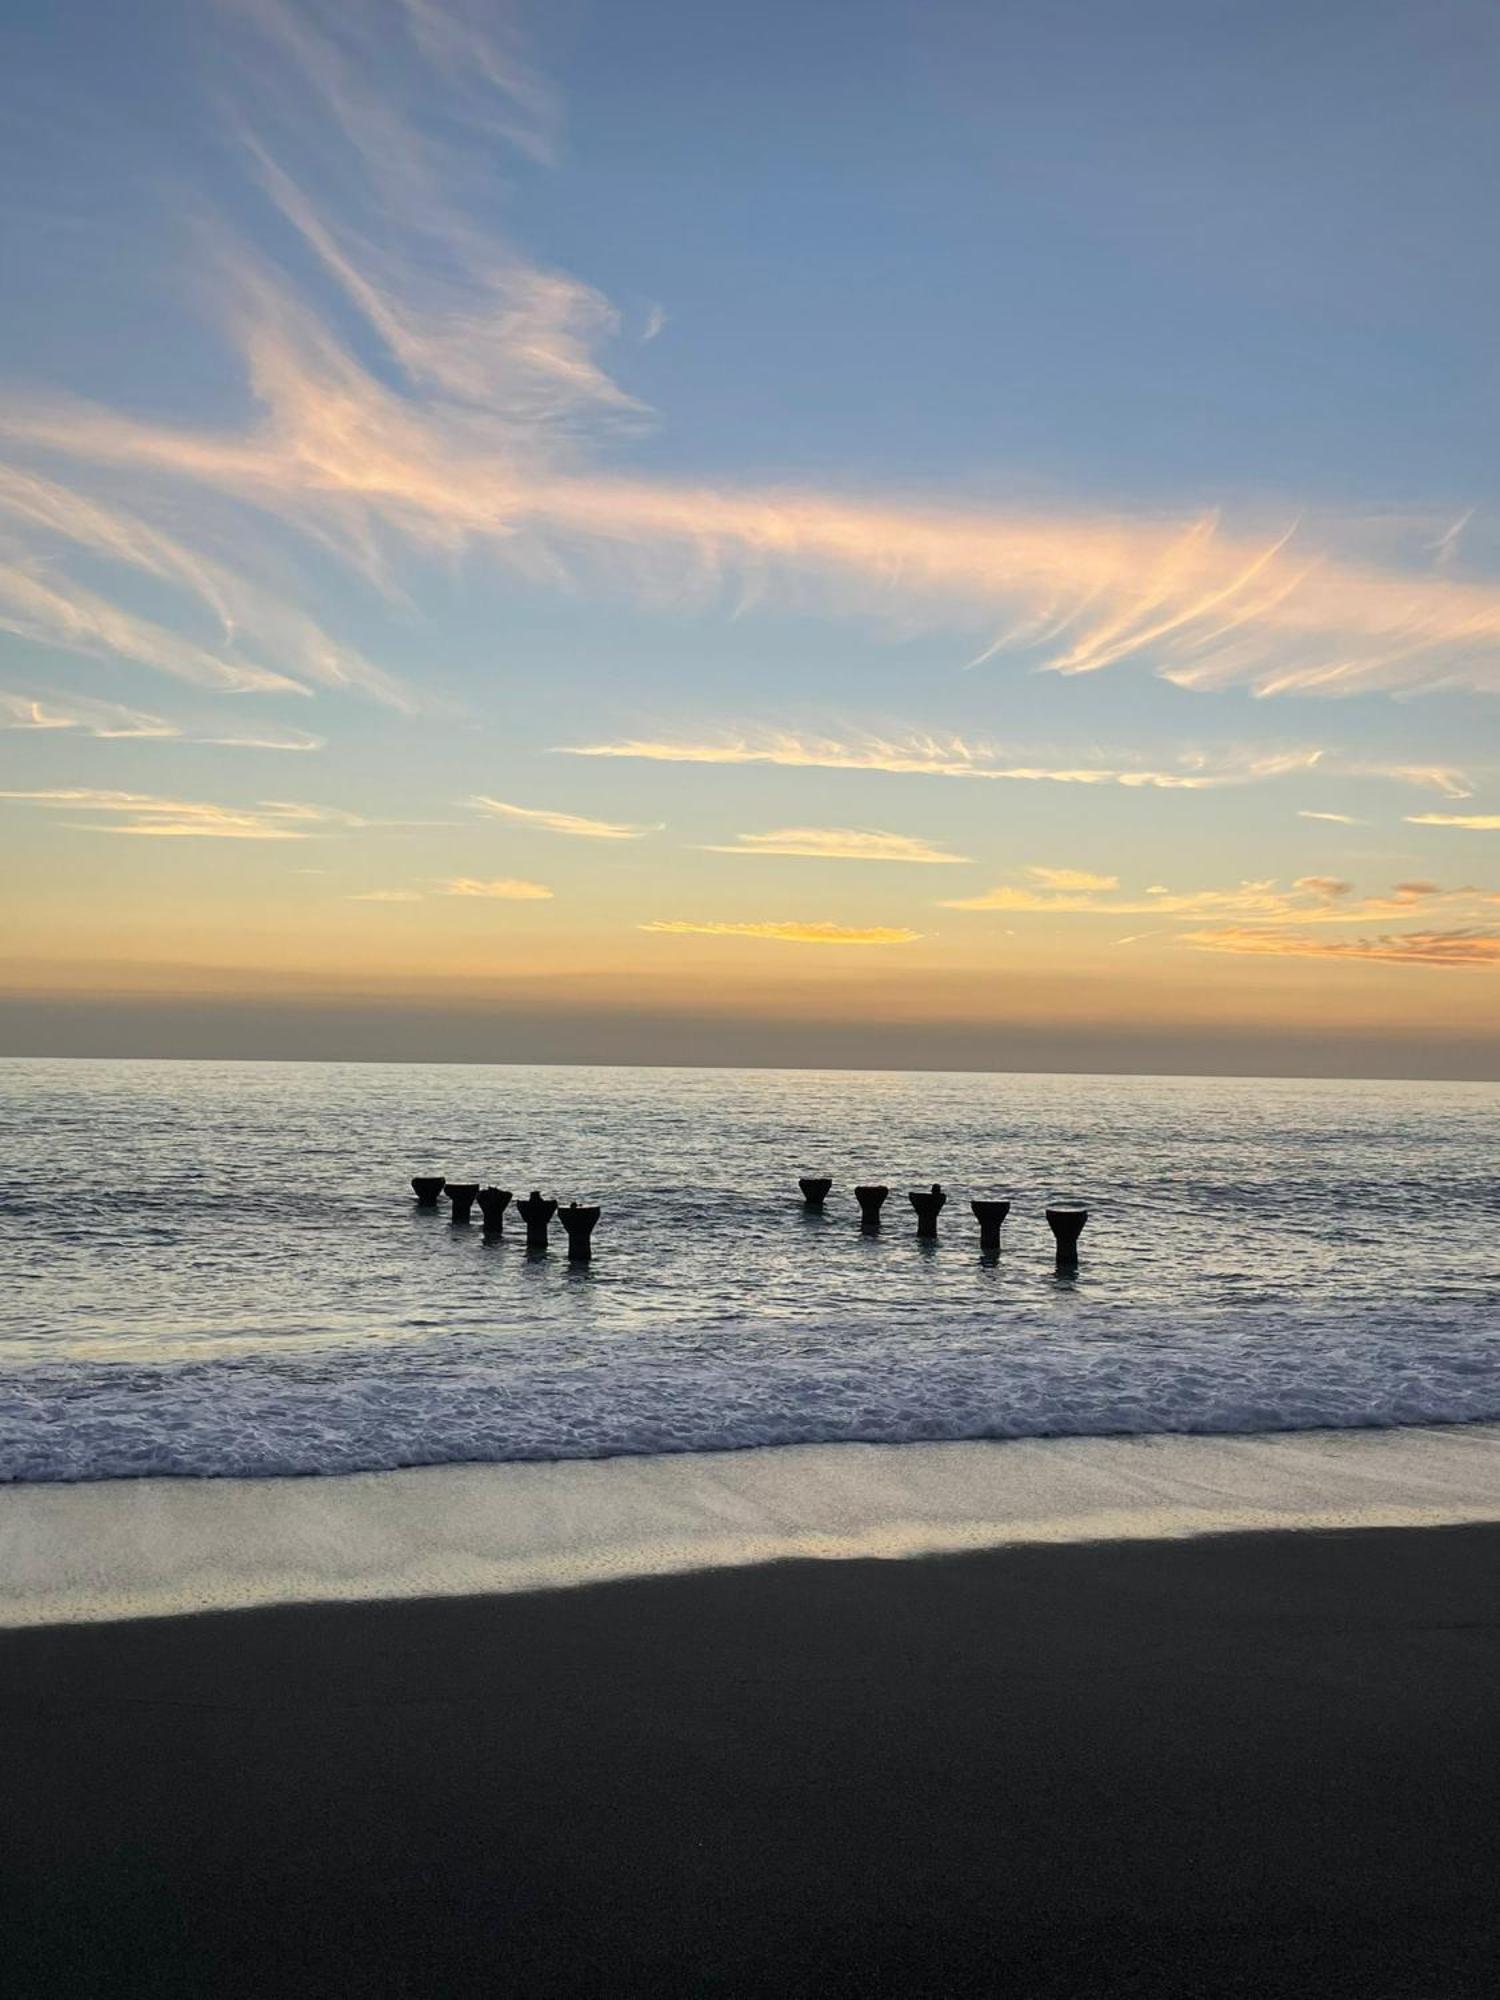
left=516, top=1190, right=557, bottom=1251
left=799, top=1176, right=833, bottom=1211
left=908, top=1183, right=946, bottom=1238
left=971, top=1199, right=1011, bottom=1251
left=1046, top=1205, right=1088, bottom=1269
left=476, top=1187, right=512, bottom=1233
left=854, top=1184, right=889, bottom=1230
left=559, top=1202, right=601, bottom=1262
left=445, top=1182, right=479, bottom=1223
left=411, top=1176, right=445, bottom=1207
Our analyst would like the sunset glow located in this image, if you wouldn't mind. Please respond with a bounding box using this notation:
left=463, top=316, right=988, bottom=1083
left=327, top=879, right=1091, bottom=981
left=2, top=0, right=1497, bottom=1075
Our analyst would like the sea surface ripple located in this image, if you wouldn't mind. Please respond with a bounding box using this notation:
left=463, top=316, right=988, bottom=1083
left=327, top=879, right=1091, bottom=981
left=2, top=1059, right=1497, bottom=1481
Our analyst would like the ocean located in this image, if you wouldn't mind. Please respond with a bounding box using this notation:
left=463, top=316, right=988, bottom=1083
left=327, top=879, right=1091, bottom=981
left=2, top=1058, right=1497, bottom=1484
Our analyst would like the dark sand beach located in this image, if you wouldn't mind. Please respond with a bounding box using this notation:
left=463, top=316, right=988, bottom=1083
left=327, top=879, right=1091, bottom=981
left=6, top=1522, right=1499, bottom=1998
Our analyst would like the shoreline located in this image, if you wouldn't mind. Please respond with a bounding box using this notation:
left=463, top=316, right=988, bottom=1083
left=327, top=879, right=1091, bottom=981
left=7, top=1521, right=1500, bottom=1995
left=5, top=1422, right=1500, bottom=1629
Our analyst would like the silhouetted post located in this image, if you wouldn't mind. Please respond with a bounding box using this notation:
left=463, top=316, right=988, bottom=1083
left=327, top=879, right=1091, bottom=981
left=476, top=1187, right=512, bottom=1233
left=854, top=1184, right=889, bottom=1230
left=559, top=1202, right=600, bottom=1262
left=909, top=1183, right=946, bottom=1238
left=411, top=1176, right=445, bottom=1207
left=445, top=1182, right=479, bottom=1223
left=517, top=1190, right=557, bottom=1251
left=1046, top=1205, right=1088, bottom=1270
left=971, top=1199, right=1011, bottom=1251
left=799, top=1176, right=833, bottom=1212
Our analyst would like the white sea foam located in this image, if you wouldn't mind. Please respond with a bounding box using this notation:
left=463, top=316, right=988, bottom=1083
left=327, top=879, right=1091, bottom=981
left=4, top=1427, right=1500, bottom=1627
left=4, top=1310, right=1500, bottom=1482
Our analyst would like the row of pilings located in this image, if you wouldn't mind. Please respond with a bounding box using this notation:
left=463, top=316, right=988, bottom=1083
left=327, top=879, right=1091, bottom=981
left=411, top=1179, right=599, bottom=1258
left=411, top=1174, right=1088, bottom=1267
left=798, top=1177, right=1087, bottom=1266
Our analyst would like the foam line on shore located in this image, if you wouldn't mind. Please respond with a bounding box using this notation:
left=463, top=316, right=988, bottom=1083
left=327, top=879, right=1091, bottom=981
left=4, top=1425, right=1500, bottom=1628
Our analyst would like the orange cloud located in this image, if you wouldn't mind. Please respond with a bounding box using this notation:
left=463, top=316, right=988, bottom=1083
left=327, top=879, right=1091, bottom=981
left=1186, top=927, right=1500, bottom=967
left=942, top=874, right=1494, bottom=924
left=1028, top=866, right=1119, bottom=891
left=351, top=876, right=555, bottom=902
left=1292, top=875, right=1354, bottom=899
left=439, top=877, right=553, bottom=899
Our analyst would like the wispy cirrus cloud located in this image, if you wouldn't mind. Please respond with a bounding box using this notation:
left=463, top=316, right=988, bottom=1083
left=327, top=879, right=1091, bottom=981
left=1360, top=764, right=1473, bottom=800
left=21, top=364, right=1500, bottom=702
left=202, top=726, right=326, bottom=751
left=0, top=691, right=177, bottom=738
left=0, top=555, right=305, bottom=698
left=703, top=826, right=972, bottom=864
left=1298, top=809, right=1363, bottom=825
left=560, top=733, right=1329, bottom=791
left=563, top=733, right=1480, bottom=798
left=0, top=465, right=406, bottom=708
left=469, top=795, right=657, bottom=839
left=641, top=920, right=922, bottom=947
left=234, top=0, right=558, bottom=179
left=0, top=688, right=324, bottom=750
left=0, top=787, right=369, bottom=839
left=1427, top=511, right=1474, bottom=571
left=0, top=4, right=1495, bottom=731
left=1407, top=813, right=1500, bottom=831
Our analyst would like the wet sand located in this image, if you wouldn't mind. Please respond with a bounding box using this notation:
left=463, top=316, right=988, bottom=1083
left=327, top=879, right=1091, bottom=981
left=11, top=1426, right=1500, bottom=1626
left=6, top=1523, right=1499, bottom=1997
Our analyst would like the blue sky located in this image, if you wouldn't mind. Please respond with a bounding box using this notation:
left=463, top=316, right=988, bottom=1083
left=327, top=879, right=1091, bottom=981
left=1, top=0, right=1497, bottom=1071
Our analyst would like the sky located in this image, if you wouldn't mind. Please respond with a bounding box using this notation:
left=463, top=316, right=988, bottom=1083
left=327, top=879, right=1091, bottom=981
left=2, top=0, right=1498, bottom=1076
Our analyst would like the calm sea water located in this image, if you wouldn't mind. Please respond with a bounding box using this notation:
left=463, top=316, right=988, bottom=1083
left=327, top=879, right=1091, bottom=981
left=2, top=1058, right=1497, bottom=1482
